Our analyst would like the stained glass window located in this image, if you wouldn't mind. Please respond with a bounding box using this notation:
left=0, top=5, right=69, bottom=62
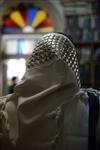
left=2, top=3, right=54, bottom=33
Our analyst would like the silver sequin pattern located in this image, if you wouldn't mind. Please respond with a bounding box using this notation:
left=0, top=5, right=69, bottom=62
left=27, top=33, right=81, bottom=87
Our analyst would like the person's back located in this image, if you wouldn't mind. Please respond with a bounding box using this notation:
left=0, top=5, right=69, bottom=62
left=0, top=33, right=100, bottom=150
left=8, top=76, right=17, bottom=94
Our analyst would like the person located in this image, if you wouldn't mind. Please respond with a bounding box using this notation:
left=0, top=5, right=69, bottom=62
left=8, top=76, right=18, bottom=94
left=0, top=32, right=100, bottom=150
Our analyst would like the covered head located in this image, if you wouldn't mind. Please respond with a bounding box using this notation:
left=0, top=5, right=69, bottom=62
left=15, top=32, right=81, bottom=97
left=27, top=32, right=81, bottom=88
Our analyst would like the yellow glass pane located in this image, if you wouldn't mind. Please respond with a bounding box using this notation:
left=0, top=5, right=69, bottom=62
left=38, top=27, right=54, bottom=32
left=32, top=10, right=46, bottom=28
left=10, top=11, right=25, bottom=28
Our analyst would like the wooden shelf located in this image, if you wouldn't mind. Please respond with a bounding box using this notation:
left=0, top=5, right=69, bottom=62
left=64, top=1, right=100, bottom=90
left=75, top=41, right=100, bottom=90
left=74, top=41, right=100, bottom=45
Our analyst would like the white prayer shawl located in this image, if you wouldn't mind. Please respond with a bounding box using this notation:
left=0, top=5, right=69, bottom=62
left=1, top=33, right=100, bottom=150
left=5, top=59, right=89, bottom=150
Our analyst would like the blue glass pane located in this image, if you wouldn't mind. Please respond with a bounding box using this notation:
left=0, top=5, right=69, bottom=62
left=18, top=39, right=24, bottom=54
left=3, top=27, right=17, bottom=33
left=27, top=7, right=37, bottom=25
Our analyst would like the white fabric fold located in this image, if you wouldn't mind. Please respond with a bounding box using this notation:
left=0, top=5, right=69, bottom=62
left=5, top=59, right=80, bottom=148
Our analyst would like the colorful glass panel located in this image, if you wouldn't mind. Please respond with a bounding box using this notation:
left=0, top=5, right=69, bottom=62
left=31, top=10, right=46, bottom=28
left=27, top=7, right=37, bottom=25
left=18, top=39, right=24, bottom=54
left=4, top=18, right=18, bottom=28
left=37, top=27, right=54, bottom=32
left=2, top=3, right=54, bottom=33
left=21, top=9, right=27, bottom=25
left=39, top=16, right=53, bottom=27
left=3, top=27, right=18, bottom=33
left=10, top=11, right=25, bottom=28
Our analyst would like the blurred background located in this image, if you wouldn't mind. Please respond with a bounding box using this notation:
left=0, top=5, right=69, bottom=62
left=0, top=0, right=100, bottom=95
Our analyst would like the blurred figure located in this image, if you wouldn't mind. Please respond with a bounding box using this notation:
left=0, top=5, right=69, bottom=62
left=8, top=76, right=17, bottom=94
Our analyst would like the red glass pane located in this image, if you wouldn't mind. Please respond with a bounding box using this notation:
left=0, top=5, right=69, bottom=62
left=21, top=9, right=27, bottom=25
left=39, top=16, right=53, bottom=27
left=4, top=18, right=18, bottom=28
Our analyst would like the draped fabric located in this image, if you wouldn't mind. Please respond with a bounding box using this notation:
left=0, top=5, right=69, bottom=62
left=27, top=33, right=81, bottom=87
left=1, top=33, right=100, bottom=150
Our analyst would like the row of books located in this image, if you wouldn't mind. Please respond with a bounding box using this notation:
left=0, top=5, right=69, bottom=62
left=66, top=29, right=100, bottom=41
left=66, top=15, right=100, bottom=29
left=91, top=1, right=100, bottom=14
left=80, top=65, right=100, bottom=82
left=77, top=46, right=100, bottom=64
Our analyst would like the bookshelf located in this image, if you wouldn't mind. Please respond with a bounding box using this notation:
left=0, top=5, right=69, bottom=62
left=64, top=1, right=100, bottom=90
left=75, top=41, right=100, bottom=90
left=65, top=14, right=100, bottom=41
